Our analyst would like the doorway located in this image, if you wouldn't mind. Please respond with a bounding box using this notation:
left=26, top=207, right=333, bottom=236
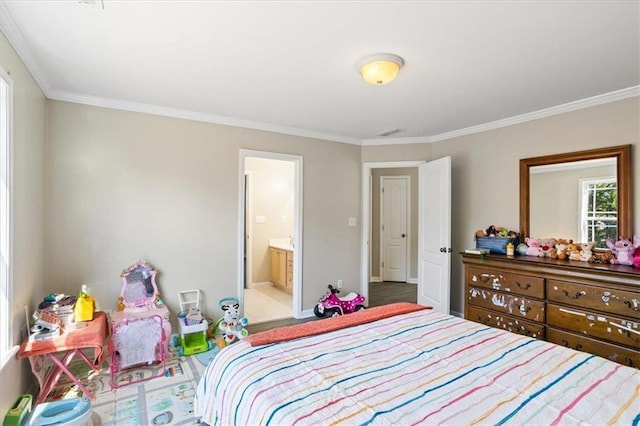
left=361, top=159, right=451, bottom=314
left=238, top=150, right=303, bottom=323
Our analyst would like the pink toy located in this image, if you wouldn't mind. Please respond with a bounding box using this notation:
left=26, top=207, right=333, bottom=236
left=605, top=236, right=640, bottom=266
left=314, top=285, right=366, bottom=318
left=525, top=237, right=541, bottom=257
left=538, top=238, right=557, bottom=258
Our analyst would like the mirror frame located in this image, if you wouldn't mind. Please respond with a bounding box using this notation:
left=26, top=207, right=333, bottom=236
left=520, top=144, right=632, bottom=240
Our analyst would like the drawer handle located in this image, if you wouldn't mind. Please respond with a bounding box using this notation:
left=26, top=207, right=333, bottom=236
left=476, top=314, right=491, bottom=325
left=516, top=282, right=531, bottom=290
left=562, top=290, right=586, bottom=299
left=624, top=357, right=634, bottom=368
left=478, top=274, right=493, bottom=283
left=619, top=329, right=640, bottom=343
left=560, top=339, right=582, bottom=350
left=623, top=299, right=639, bottom=311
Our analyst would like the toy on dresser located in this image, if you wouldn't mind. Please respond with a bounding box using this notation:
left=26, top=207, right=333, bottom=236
left=108, top=259, right=172, bottom=389
left=606, top=235, right=640, bottom=267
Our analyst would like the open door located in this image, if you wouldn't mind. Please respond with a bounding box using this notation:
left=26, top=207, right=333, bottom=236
left=417, top=156, right=451, bottom=314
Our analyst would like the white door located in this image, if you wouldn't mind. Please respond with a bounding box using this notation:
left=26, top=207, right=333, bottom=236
left=418, top=157, right=451, bottom=314
left=381, top=177, right=408, bottom=282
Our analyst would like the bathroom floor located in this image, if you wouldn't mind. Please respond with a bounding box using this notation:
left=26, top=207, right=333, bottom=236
left=244, top=283, right=292, bottom=324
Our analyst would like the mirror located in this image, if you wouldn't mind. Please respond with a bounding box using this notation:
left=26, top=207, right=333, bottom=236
left=520, top=145, right=632, bottom=248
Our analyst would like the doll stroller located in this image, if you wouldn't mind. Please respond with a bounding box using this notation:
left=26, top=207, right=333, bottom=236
left=173, top=289, right=213, bottom=356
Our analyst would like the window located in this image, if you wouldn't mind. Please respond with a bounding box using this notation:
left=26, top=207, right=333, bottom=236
left=579, top=177, right=617, bottom=249
left=0, top=69, right=13, bottom=367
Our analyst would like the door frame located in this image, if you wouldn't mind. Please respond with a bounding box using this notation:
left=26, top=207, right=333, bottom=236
left=244, top=171, right=253, bottom=289
left=361, top=161, right=425, bottom=303
left=238, top=149, right=303, bottom=318
left=380, top=175, right=410, bottom=282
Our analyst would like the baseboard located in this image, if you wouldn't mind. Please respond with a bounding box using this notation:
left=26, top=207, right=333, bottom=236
left=247, top=281, right=273, bottom=289
left=299, top=309, right=315, bottom=318
left=371, top=277, right=416, bottom=284
left=450, top=309, right=463, bottom=318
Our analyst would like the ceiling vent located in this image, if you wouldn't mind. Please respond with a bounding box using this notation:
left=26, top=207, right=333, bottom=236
left=376, top=128, right=402, bottom=137
left=78, top=0, right=104, bottom=9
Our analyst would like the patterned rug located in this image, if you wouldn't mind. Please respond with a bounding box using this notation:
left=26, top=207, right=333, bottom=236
left=45, top=345, right=208, bottom=425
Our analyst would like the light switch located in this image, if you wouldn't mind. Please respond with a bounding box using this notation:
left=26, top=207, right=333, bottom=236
left=256, top=215, right=266, bottom=223
left=348, top=217, right=357, bottom=227
left=281, top=215, right=287, bottom=223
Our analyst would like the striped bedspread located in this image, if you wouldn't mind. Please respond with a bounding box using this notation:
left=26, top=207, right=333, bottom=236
left=195, top=309, right=640, bottom=425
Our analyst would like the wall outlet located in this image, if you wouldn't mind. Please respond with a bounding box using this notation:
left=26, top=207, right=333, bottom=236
left=337, top=279, right=343, bottom=288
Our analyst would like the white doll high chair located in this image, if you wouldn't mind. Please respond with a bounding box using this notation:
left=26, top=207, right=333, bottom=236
left=108, top=259, right=172, bottom=389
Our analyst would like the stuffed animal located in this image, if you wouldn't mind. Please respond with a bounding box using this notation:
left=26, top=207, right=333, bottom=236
left=553, top=239, right=573, bottom=260
left=633, top=245, right=640, bottom=268
left=525, top=237, right=541, bottom=256
left=516, top=243, right=529, bottom=255
left=485, top=225, right=497, bottom=237
left=606, top=235, right=640, bottom=266
left=589, top=251, right=615, bottom=264
left=538, top=238, right=557, bottom=258
left=213, top=297, right=249, bottom=346
left=579, top=242, right=595, bottom=262
left=567, top=243, right=582, bottom=261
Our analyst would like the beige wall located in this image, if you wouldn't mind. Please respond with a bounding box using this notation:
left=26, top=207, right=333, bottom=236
left=45, top=100, right=362, bottom=319
left=245, top=157, right=294, bottom=284
left=371, top=168, right=418, bottom=280
left=363, top=96, right=640, bottom=314
left=0, top=32, right=46, bottom=414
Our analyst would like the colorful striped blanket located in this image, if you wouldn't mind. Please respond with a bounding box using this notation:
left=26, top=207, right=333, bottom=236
left=194, top=307, right=640, bottom=425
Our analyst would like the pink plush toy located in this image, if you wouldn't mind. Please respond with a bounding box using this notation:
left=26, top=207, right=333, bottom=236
left=605, top=235, right=640, bottom=266
left=538, top=238, right=557, bottom=258
left=525, top=237, right=541, bottom=257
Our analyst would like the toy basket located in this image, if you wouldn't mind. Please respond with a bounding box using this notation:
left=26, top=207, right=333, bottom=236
left=476, top=236, right=519, bottom=254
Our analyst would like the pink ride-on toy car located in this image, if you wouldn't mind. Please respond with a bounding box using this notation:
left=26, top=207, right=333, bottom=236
left=314, top=284, right=366, bottom=318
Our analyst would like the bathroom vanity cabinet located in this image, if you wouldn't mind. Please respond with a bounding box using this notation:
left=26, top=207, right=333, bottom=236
left=270, top=246, right=293, bottom=293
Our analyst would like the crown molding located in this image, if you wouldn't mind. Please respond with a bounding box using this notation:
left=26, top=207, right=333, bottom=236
left=362, top=86, right=640, bottom=146
left=0, top=1, right=52, bottom=95
left=2, top=1, right=637, bottom=147
left=47, top=89, right=362, bottom=145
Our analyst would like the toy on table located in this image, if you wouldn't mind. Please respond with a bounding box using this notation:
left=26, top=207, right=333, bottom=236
left=173, top=289, right=213, bottom=356
left=211, top=297, right=249, bottom=347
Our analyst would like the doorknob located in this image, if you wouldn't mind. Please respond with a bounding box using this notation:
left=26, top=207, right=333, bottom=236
left=401, top=233, right=406, bottom=238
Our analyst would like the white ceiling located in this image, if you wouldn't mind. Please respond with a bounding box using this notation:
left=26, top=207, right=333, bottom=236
left=1, top=1, right=639, bottom=145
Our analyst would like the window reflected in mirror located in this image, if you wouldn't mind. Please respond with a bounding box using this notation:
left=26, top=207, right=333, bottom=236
left=530, top=158, right=616, bottom=249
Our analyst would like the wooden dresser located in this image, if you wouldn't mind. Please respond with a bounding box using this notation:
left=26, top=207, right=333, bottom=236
left=461, top=253, right=640, bottom=368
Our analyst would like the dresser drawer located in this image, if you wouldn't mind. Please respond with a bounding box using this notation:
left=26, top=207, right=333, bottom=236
left=547, top=279, right=640, bottom=320
left=547, top=327, right=639, bottom=369
left=468, top=287, right=545, bottom=323
left=466, top=266, right=544, bottom=299
left=465, top=305, right=545, bottom=339
left=547, top=303, right=640, bottom=349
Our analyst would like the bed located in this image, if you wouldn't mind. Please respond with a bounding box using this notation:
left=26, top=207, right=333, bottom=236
left=194, top=303, right=640, bottom=425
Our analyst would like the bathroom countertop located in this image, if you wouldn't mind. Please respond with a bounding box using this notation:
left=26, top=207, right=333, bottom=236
left=268, top=238, right=294, bottom=252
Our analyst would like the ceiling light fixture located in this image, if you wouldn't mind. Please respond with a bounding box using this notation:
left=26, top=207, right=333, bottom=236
left=357, top=53, right=404, bottom=86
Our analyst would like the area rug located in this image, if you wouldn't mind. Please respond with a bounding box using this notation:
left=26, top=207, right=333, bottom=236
left=193, top=346, right=220, bottom=367
left=44, top=346, right=202, bottom=425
